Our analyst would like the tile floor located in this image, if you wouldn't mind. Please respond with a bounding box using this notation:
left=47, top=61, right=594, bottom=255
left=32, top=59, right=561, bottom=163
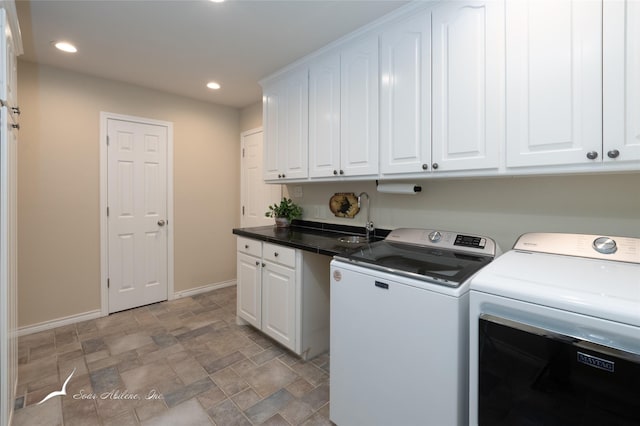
left=12, top=286, right=332, bottom=426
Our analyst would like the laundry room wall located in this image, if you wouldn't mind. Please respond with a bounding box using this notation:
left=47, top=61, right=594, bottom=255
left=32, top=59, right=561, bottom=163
left=18, top=60, right=241, bottom=328
left=241, top=104, right=640, bottom=251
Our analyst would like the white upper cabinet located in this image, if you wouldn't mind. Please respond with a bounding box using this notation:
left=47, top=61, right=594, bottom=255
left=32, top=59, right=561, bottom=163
left=309, top=53, right=341, bottom=178
left=431, top=0, right=503, bottom=172
left=603, top=0, right=640, bottom=163
left=505, top=0, right=602, bottom=168
left=340, top=34, right=379, bottom=177
left=380, top=10, right=431, bottom=175
left=262, top=67, right=309, bottom=181
left=309, top=35, right=380, bottom=179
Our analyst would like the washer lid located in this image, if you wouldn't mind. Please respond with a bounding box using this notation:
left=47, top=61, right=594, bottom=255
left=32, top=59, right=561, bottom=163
left=470, top=250, right=640, bottom=328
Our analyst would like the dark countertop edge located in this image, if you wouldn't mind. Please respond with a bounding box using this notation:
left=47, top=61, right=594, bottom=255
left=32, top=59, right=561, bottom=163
left=232, top=220, right=391, bottom=257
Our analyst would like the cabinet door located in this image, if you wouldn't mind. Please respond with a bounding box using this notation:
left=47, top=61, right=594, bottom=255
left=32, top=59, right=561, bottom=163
left=261, top=262, right=296, bottom=350
left=341, top=35, right=379, bottom=176
left=603, top=0, right=640, bottom=163
left=309, top=53, right=341, bottom=178
left=281, top=69, right=309, bottom=180
left=432, top=0, right=502, bottom=172
left=236, top=252, right=262, bottom=328
left=262, top=84, right=282, bottom=181
left=505, top=0, right=602, bottom=168
left=380, top=11, right=431, bottom=175
left=262, top=68, right=309, bottom=181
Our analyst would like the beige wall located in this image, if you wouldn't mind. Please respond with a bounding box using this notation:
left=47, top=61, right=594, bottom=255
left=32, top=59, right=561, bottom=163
left=240, top=101, right=262, bottom=133
left=288, top=175, right=640, bottom=251
left=18, top=61, right=241, bottom=327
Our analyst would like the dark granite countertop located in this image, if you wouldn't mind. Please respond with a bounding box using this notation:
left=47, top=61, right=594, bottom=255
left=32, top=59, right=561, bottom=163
left=232, top=220, right=390, bottom=257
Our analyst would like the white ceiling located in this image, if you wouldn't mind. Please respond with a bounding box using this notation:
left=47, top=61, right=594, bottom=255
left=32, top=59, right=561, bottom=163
left=16, top=0, right=408, bottom=109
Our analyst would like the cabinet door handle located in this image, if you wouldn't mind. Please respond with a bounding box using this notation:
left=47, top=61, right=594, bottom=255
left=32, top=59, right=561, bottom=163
left=339, top=170, right=344, bottom=175
left=422, top=163, right=428, bottom=170
left=255, top=260, right=260, bottom=266
left=607, top=149, right=620, bottom=159
left=333, top=170, right=338, bottom=175
left=586, top=151, right=599, bottom=160
left=432, top=163, right=439, bottom=170
left=245, top=244, right=249, bottom=249
left=262, top=262, right=266, bottom=267
left=274, top=252, right=279, bottom=257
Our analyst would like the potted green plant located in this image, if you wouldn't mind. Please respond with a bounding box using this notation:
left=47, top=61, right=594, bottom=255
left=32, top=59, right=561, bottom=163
left=265, top=198, right=302, bottom=227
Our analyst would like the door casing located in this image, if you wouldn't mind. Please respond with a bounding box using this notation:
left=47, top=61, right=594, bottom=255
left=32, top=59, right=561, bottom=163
left=99, top=112, right=174, bottom=316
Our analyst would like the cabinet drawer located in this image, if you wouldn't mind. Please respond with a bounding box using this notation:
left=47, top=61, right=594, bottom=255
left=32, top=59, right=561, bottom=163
left=237, top=237, right=262, bottom=257
left=263, top=243, right=296, bottom=268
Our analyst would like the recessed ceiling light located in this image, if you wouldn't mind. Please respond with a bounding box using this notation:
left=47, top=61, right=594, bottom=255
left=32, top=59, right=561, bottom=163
left=54, top=41, right=77, bottom=53
left=207, top=81, right=221, bottom=90
left=210, top=0, right=225, bottom=3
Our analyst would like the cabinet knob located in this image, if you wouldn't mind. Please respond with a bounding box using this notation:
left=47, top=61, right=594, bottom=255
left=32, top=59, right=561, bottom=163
left=333, top=170, right=338, bottom=175
left=255, top=260, right=260, bottom=266
left=432, top=163, right=439, bottom=170
left=245, top=244, right=249, bottom=249
left=278, top=174, right=282, bottom=178
left=262, top=262, right=266, bottom=267
left=282, top=173, right=286, bottom=178
left=274, top=252, right=279, bottom=257
left=586, top=151, right=599, bottom=160
left=422, top=164, right=428, bottom=170
left=11, top=123, right=19, bottom=130
left=607, top=149, right=620, bottom=159
left=339, top=170, right=344, bottom=175
left=11, top=107, right=20, bottom=115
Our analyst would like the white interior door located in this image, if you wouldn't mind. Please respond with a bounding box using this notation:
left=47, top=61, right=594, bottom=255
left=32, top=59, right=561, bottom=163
left=241, top=128, right=281, bottom=227
left=107, top=118, right=168, bottom=313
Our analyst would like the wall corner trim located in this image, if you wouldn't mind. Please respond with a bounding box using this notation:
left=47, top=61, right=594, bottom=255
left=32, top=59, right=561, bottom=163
left=18, top=309, right=103, bottom=337
left=173, top=280, right=236, bottom=299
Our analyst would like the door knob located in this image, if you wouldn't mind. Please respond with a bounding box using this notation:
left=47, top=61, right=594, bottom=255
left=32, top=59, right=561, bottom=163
left=158, top=220, right=166, bottom=227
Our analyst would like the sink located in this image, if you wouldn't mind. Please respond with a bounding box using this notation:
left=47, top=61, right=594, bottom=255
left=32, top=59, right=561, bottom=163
left=337, top=235, right=369, bottom=244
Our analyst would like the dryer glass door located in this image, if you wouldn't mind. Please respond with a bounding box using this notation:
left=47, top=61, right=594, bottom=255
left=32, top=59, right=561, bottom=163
left=478, top=314, right=640, bottom=425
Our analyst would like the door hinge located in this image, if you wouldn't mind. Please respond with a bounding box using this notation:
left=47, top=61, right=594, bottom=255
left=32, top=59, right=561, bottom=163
left=106, top=135, right=110, bottom=146
left=242, top=148, right=245, bottom=157
left=242, top=206, right=245, bottom=215
left=106, top=206, right=110, bottom=217
left=107, top=278, right=110, bottom=288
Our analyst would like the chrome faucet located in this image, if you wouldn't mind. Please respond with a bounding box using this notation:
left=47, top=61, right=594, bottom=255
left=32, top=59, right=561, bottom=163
left=357, top=192, right=375, bottom=240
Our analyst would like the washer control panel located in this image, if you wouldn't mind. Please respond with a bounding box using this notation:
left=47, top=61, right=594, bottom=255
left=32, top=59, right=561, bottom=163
left=384, top=228, right=497, bottom=256
left=514, top=233, right=640, bottom=264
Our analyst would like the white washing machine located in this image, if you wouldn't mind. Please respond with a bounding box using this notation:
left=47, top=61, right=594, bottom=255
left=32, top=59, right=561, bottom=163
left=469, top=233, right=640, bottom=425
left=331, top=228, right=499, bottom=426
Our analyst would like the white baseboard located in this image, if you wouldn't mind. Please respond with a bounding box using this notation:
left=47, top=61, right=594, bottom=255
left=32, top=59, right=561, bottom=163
left=172, top=280, right=236, bottom=299
left=18, top=309, right=103, bottom=337
left=17, top=280, right=237, bottom=336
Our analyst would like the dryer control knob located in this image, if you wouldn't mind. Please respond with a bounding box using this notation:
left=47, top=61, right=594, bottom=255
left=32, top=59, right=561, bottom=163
left=428, top=231, right=442, bottom=243
left=593, top=237, right=617, bottom=255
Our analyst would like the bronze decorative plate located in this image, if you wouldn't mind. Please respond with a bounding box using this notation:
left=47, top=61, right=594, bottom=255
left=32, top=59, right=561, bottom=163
left=329, top=193, right=360, bottom=218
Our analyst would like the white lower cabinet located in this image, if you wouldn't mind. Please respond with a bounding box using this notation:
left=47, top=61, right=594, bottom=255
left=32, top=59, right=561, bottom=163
left=236, top=237, right=330, bottom=359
